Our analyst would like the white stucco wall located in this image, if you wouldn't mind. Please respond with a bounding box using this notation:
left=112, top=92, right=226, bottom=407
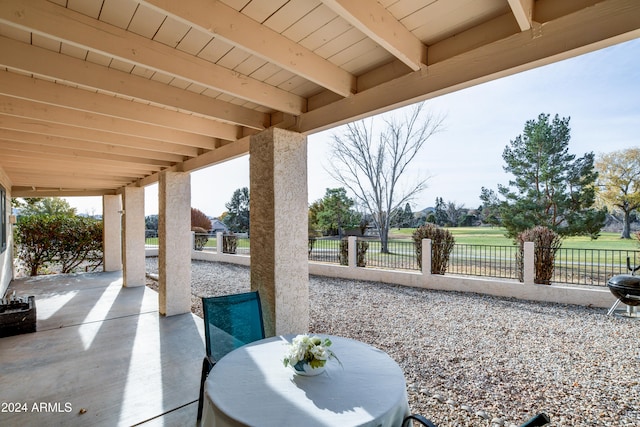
left=0, top=166, right=13, bottom=298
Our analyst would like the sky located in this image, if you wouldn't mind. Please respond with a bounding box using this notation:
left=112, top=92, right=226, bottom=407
left=65, top=38, right=640, bottom=218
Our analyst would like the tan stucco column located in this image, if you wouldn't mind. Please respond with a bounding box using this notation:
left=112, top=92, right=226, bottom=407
left=122, top=186, right=145, bottom=287
left=102, top=194, right=122, bottom=272
left=250, top=128, right=309, bottom=336
left=158, top=171, right=191, bottom=316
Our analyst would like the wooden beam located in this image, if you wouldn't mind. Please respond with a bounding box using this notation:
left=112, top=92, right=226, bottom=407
left=135, top=136, right=250, bottom=187
left=0, top=0, right=305, bottom=115
left=0, top=70, right=244, bottom=139
left=0, top=128, right=186, bottom=163
left=0, top=37, right=268, bottom=131
left=0, top=95, right=217, bottom=150
left=508, top=0, right=534, bottom=30
left=142, top=0, right=355, bottom=98
left=321, top=0, right=426, bottom=71
left=297, top=0, right=640, bottom=134
left=12, top=188, right=117, bottom=197
left=0, top=141, right=174, bottom=168
left=0, top=148, right=166, bottom=175
left=0, top=114, right=207, bottom=154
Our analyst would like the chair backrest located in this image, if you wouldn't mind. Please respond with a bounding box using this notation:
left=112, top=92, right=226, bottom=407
left=202, top=291, right=266, bottom=362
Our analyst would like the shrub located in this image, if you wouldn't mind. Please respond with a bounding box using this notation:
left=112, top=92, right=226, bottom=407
left=516, top=225, right=562, bottom=284
left=191, top=208, right=212, bottom=231
left=55, top=216, right=103, bottom=273
left=223, top=233, right=238, bottom=254
left=15, top=214, right=103, bottom=276
left=192, top=226, right=209, bottom=251
left=412, top=224, right=455, bottom=274
left=339, top=238, right=369, bottom=267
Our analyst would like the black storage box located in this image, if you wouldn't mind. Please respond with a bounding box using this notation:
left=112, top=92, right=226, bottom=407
left=0, top=296, right=36, bottom=337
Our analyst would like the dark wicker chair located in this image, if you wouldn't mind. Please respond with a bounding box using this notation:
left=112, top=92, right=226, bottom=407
left=197, top=291, right=265, bottom=421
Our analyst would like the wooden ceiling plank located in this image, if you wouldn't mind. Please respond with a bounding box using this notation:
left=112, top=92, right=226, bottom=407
left=297, top=0, right=640, bottom=134
left=0, top=0, right=306, bottom=115
left=0, top=93, right=219, bottom=150
left=0, top=148, right=168, bottom=173
left=0, top=140, right=175, bottom=167
left=141, top=0, right=355, bottom=97
left=12, top=188, right=118, bottom=197
left=508, top=0, right=534, bottom=31
left=0, top=127, right=186, bottom=163
left=0, top=36, right=268, bottom=131
left=2, top=156, right=149, bottom=177
left=321, top=0, right=426, bottom=71
left=4, top=166, right=136, bottom=182
left=0, top=70, right=236, bottom=139
left=0, top=114, right=202, bottom=156
left=135, top=136, right=251, bottom=187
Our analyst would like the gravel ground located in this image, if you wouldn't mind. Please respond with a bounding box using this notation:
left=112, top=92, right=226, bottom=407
left=146, top=258, right=640, bottom=427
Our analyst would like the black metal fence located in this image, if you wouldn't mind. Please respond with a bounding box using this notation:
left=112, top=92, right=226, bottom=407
left=147, top=233, right=640, bottom=287
left=552, top=248, right=640, bottom=286
left=448, top=244, right=520, bottom=280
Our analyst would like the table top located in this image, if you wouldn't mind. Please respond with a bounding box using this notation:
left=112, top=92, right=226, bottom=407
left=203, top=334, right=410, bottom=427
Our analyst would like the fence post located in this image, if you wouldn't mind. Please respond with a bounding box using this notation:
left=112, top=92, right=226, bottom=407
left=216, top=232, right=223, bottom=253
left=523, top=241, right=535, bottom=285
left=191, top=231, right=196, bottom=251
left=422, top=238, right=432, bottom=275
left=348, top=236, right=357, bottom=268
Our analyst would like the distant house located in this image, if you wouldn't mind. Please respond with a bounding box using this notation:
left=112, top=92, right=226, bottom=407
left=209, top=218, right=228, bottom=234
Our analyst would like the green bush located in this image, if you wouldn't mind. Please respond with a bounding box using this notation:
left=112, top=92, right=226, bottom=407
left=339, top=238, right=369, bottom=267
left=516, top=225, right=562, bottom=284
left=15, top=214, right=103, bottom=276
left=223, top=233, right=238, bottom=254
left=412, top=224, right=455, bottom=274
left=192, top=226, right=209, bottom=251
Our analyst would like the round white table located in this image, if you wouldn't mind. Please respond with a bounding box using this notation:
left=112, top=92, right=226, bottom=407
left=202, top=335, right=410, bottom=427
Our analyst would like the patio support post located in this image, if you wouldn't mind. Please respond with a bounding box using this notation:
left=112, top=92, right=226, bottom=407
left=348, top=236, right=357, bottom=268
left=422, top=239, right=432, bottom=275
left=102, top=195, right=122, bottom=272
left=523, top=241, right=535, bottom=285
left=122, top=186, right=145, bottom=287
left=216, top=231, right=223, bottom=253
left=250, top=128, right=309, bottom=336
left=158, top=171, right=192, bottom=316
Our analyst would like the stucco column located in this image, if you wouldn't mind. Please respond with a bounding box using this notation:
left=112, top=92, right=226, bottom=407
left=122, top=186, right=145, bottom=287
left=158, top=171, right=191, bottom=316
left=523, top=241, right=535, bottom=285
left=250, top=128, right=309, bottom=336
left=102, top=195, right=122, bottom=272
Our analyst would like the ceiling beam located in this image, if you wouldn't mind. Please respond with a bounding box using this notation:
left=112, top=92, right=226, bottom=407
left=12, top=188, right=117, bottom=197
left=0, top=95, right=217, bottom=150
left=297, top=0, right=640, bottom=134
left=0, top=128, right=186, bottom=163
left=0, top=114, right=207, bottom=155
left=135, top=136, right=250, bottom=187
left=0, top=140, right=175, bottom=168
left=0, top=37, right=268, bottom=131
left=0, top=70, right=243, bottom=139
left=141, top=0, right=355, bottom=98
left=508, top=0, right=534, bottom=30
left=0, top=0, right=305, bottom=115
left=321, top=0, right=426, bottom=71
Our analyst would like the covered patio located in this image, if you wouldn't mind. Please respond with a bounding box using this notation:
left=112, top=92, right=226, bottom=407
left=1, top=271, right=204, bottom=426
left=0, top=1, right=639, bottom=425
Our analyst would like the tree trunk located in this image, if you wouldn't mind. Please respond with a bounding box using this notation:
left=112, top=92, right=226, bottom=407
left=621, top=210, right=632, bottom=239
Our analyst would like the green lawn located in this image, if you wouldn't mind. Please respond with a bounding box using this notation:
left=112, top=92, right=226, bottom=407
left=390, top=227, right=640, bottom=250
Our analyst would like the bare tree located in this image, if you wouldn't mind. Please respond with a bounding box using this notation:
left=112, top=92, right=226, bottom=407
left=327, top=102, right=444, bottom=253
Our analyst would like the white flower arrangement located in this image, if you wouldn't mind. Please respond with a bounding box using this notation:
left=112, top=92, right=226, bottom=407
left=283, top=334, right=340, bottom=370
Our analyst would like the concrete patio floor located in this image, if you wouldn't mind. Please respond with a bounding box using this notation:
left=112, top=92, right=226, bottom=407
left=0, top=271, right=205, bottom=427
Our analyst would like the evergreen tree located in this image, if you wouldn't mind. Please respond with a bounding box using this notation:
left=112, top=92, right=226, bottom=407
left=223, top=187, right=250, bottom=233
left=486, top=113, right=605, bottom=239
